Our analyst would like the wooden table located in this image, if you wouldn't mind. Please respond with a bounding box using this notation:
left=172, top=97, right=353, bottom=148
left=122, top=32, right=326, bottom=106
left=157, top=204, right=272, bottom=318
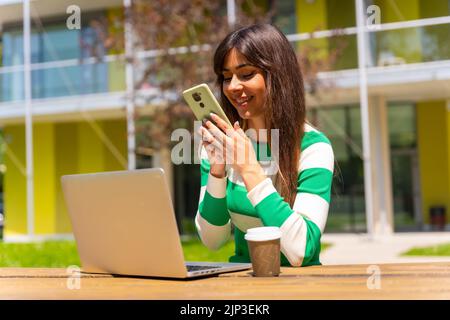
left=1, top=262, right=449, bottom=299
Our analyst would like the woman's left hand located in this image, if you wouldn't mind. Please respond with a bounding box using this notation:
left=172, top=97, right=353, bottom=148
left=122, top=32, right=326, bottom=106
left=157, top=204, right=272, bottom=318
left=200, top=113, right=264, bottom=181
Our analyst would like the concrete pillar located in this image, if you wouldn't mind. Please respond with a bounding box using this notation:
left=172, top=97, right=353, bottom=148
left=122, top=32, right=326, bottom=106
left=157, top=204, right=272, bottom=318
left=368, top=96, right=394, bottom=234
left=78, top=122, right=105, bottom=174
left=34, top=123, right=57, bottom=235
left=4, top=123, right=59, bottom=237
left=55, top=123, right=78, bottom=234
left=4, top=125, right=27, bottom=237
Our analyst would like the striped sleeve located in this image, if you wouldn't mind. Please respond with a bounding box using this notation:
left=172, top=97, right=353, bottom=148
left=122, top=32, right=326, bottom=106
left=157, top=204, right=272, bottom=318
left=246, top=129, right=334, bottom=266
left=195, top=145, right=231, bottom=251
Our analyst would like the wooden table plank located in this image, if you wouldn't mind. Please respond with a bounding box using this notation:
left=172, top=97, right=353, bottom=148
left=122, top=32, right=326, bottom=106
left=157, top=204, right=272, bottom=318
left=1, top=262, right=449, bottom=300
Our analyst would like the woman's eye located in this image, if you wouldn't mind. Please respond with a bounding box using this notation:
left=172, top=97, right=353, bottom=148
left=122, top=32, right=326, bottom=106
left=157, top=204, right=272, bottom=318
left=222, top=72, right=254, bottom=83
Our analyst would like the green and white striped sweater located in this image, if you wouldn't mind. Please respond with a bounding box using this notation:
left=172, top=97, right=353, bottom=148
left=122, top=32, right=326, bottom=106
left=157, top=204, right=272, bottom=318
left=195, top=123, right=334, bottom=267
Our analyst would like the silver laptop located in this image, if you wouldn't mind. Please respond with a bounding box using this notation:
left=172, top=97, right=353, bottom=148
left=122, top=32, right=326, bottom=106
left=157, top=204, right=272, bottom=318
left=61, top=168, right=251, bottom=279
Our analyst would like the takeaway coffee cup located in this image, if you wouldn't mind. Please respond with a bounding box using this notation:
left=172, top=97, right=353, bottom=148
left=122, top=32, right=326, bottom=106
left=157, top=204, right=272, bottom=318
left=244, top=227, right=282, bottom=277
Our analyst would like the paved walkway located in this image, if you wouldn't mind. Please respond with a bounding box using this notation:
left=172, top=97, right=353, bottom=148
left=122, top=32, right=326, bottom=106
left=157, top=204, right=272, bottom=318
left=321, top=232, right=450, bottom=265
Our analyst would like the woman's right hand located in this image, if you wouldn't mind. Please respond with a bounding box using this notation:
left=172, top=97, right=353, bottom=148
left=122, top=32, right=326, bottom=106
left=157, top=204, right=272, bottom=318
left=198, top=125, right=227, bottom=178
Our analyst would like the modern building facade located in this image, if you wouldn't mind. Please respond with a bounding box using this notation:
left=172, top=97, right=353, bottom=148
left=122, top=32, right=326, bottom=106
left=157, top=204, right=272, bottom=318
left=0, top=0, right=449, bottom=241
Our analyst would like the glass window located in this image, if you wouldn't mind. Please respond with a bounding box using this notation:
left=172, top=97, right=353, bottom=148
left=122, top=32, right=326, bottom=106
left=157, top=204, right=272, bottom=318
left=366, top=0, right=450, bottom=28
left=420, top=24, right=450, bottom=62
left=316, top=107, right=348, bottom=161
left=326, top=0, right=356, bottom=29
left=2, top=30, right=23, bottom=66
left=272, top=0, right=297, bottom=34
left=44, top=27, right=79, bottom=61
left=388, top=103, right=418, bottom=230
left=1, top=30, right=24, bottom=102
left=388, top=104, right=416, bottom=149
left=312, top=105, right=366, bottom=232
left=419, top=0, right=450, bottom=18
left=349, top=106, right=362, bottom=149
left=1, top=10, right=111, bottom=99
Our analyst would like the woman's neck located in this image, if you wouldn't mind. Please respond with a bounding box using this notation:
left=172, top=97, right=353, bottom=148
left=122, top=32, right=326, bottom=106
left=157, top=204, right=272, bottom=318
left=247, top=117, right=267, bottom=142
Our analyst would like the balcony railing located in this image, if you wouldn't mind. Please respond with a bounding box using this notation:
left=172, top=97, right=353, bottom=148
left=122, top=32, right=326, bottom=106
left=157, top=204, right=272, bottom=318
left=373, top=23, right=450, bottom=66
left=0, top=56, right=125, bottom=103
left=0, top=15, right=449, bottom=104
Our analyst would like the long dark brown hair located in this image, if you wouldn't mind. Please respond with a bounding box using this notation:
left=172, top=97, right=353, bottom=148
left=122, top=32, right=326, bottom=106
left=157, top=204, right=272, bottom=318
left=213, top=24, right=306, bottom=208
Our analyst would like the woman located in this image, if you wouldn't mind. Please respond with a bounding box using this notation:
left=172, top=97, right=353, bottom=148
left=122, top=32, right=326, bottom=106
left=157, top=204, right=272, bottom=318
left=196, top=24, right=334, bottom=267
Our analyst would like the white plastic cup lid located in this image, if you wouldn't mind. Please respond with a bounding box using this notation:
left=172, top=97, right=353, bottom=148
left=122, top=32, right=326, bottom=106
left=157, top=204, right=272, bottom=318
left=244, top=226, right=282, bottom=242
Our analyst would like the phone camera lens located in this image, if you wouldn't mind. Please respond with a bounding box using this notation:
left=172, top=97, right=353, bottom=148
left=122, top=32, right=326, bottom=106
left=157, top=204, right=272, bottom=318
left=200, top=102, right=205, bottom=108
left=192, top=92, right=202, bottom=102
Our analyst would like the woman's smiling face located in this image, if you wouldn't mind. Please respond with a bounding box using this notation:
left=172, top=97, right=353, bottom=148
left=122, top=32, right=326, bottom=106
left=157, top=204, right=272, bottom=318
left=222, top=48, right=267, bottom=121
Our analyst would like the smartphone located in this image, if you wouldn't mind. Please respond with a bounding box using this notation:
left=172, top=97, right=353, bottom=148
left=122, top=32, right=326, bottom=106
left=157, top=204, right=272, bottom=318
left=182, top=83, right=233, bottom=127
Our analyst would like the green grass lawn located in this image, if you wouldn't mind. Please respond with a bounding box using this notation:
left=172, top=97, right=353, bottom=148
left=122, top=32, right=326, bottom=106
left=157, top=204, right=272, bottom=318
left=0, top=240, right=81, bottom=268
left=0, top=238, right=331, bottom=268
left=401, top=242, right=450, bottom=256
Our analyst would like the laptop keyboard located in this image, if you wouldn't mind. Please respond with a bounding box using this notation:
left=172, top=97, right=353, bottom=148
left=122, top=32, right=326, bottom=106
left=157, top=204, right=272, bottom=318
left=186, top=265, right=221, bottom=272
